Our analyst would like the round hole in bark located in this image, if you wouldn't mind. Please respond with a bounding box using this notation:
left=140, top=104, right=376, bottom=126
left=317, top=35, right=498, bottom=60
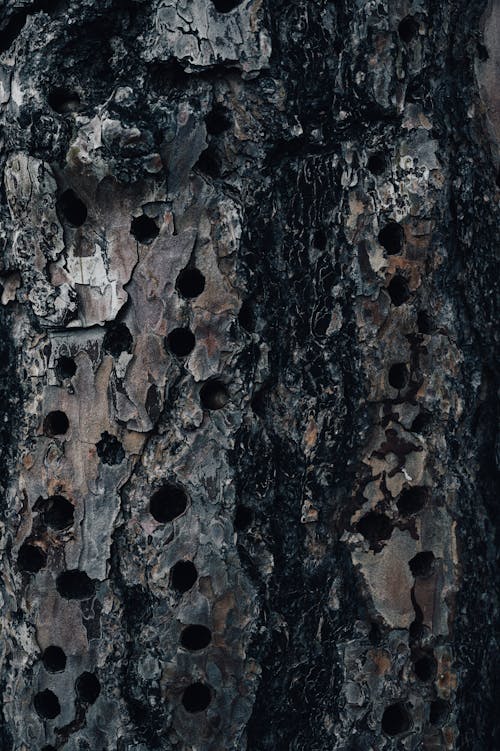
left=18, top=543, right=46, bottom=573
left=103, top=322, right=133, bottom=358
left=387, top=275, right=410, bottom=306
left=56, top=570, right=95, bottom=600
left=57, top=189, right=87, bottom=227
left=96, top=431, right=125, bottom=466
left=176, top=267, right=205, bottom=298
left=409, top=551, right=435, bottom=578
left=180, top=625, right=212, bottom=651
left=194, top=147, right=220, bottom=178
left=34, top=689, right=61, bottom=720
left=430, top=699, right=449, bottom=726
left=382, top=702, right=411, bottom=736
left=205, top=104, right=231, bottom=135
left=367, top=152, right=387, bottom=175
left=417, top=310, right=432, bottom=334
left=171, top=560, right=198, bottom=593
left=76, top=671, right=101, bottom=704
left=42, top=645, right=67, bottom=673
left=398, top=15, right=419, bottom=43
left=130, top=214, right=159, bottom=244
left=48, top=87, right=81, bottom=113
left=397, top=486, right=429, bottom=515
left=166, top=327, right=195, bottom=357
left=44, top=495, right=74, bottom=530
left=182, top=682, right=212, bottom=712
left=43, top=410, right=69, bottom=437
left=212, top=0, right=242, bottom=13
left=388, top=363, right=408, bottom=390
left=411, top=410, right=432, bottom=434
left=234, top=504, right=253, bottom=531
left=378, top=222, right=404, bottom=254
left=56, top=355, right=76, bottom=379
left=150, top=484, right=188, bottom=523
left=413, top=652, right=437, bottom=682
left=357, top=512, right=393, bottom=544
left=200, top=380, right=229, bottom=410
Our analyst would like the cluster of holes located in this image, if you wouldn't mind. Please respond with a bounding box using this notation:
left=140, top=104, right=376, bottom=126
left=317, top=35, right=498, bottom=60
left=150, top=483, right=188, bottom=524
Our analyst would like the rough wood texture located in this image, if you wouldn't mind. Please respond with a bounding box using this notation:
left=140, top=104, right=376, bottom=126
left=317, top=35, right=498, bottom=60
left=0, top=1, right=498, bottom=750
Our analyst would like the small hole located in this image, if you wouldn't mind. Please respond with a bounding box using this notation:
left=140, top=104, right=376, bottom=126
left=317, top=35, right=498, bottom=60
left=42, top=645, right=67, bottom=673
left=182, top=682, right=212, bottom=712
left=34, top=689, right=61, bottom=720
left=417, top=310, right=432, bottom=334
left=212, top=0, right=242, bottom=13
left=398, top=15, right=419, bottom=43
left=430, top=699, right=449, bottom=727
left=56, top=570, right=95, bottom=600
left=367, top=152, right=387, bottom=175
left=200, top=380, right=229, bottom=410
left=388, top=363, right=408, bottom=390
left=171, top=560, right=198, bottom=593
left=382, top=702, right=411, bottom=736
left=238, top=301, right=255, bottom=332
left=397, top=486, right=429, bottom=515
left=357, top=512, right=393, bottom=545
left=57, top=189, right=87, bottom=227
left=411, top=411, right=431, bottom=434
left=76, top=671, right=101, bottom=704
left=387, top=275, right=410, bottom=306
left=180, top=625, right=212, bottom=651
left=166, top=327, right=195, bottom=357
left=18, top=543, right=46, bottom=573
left=409, top=551, right=435, bottom=578
left=234, top=504, right=253, bottom=531
left=378, top=222, right=404, bottom=255
left=176, top=268, right=205, bottom=299
left=43, top=410, right=69, bottom=437
left=205, top=105, right=231, bottom=135
left=56, top=355, right=76, bottom=379
left=413, top=652, right=437, bottom=682
left=43, top=495, right=74, bottom=530
left=130, top=214, right=159, bottom=244
left=103, top=322, right=133, bottom=358
left=150, top=484, right=188, bottom=523
left=48, top=87, right=81, bottom=114
left=96, top=432, right=125, bottom=466
left=194, top=147, right=220, bottom=178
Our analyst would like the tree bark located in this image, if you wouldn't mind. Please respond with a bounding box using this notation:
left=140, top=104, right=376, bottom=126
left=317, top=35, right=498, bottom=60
left=0, top=1, right=498, bottom=750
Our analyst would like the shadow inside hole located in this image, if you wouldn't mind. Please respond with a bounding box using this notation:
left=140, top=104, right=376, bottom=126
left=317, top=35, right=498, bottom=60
left=238, top=300, right=255, bottom=332
left=413, top=651, right=437, bottom=682
left=57, top=189, right=87, bottom=227
left=388, top=362, right=409, bottom=390
left=166, top=327, right=195, bottom=357
left=96, top=432, right=125, bottom=466
left=34, top=689, right=61, bottom=720
left=409, top=618, right=425, bottom=644
left=234, top=504, right=253, bottom=531
left=211, top=0, right=243, bottom=13
left=56, top=569, right=95, bottom=600
left=18, top=543, right=46, bottom=573
left=398, top=15, right=419, bottom=43
left=103, top=322, right=133, bottom=358
left=430, top=699, right=449, bottom=727
left=180, top=624, right=212, bottom=651
left=76, top=671, right=101, bottom=704
left=409, top=551, right=435, bottom=578
left=43, top=495, right=74, bottom=530
left=387, top=275, right=410, bottom=306
left=43, top=410, right=69, bottom=437
left=170, top=560, right=198, bottom=593
left=150, top=483, right=188, bottom=523
left=411, top=410, right=432, bottom=434
left=378, top=222, right=404, bottom=254
left=42, top=645, right=67, bottom=673
left=182, top=682, right=212, bottom=712
left=56, top=355, right=76, bottom=379
left=130, top=214, right=159, bottom=244
left=397, top=486, right=429, bottom=515
left=367, top=152, right=387, bottom=175
left=200, top=380, right=229, bottom=410
left=194, top=146, right=221, bottom=178
left=205, top=104, right=231, bottom=135
left=48, top=87, right=81, bottom=114
left=357, top=512, right=393, bottom=546
left=176, top=267, right=205, bottom=299
left=382, top=702, right=411, bottom=736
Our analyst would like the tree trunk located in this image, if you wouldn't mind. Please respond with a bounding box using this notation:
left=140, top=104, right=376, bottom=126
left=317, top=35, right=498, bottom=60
left=0, top=1, right=498, bottom=750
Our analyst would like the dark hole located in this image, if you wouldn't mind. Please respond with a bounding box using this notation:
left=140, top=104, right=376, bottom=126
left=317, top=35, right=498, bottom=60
left=368, top=621, right=382, bottom=645
left=171, top=560, right=198, bottom=593
left=411, top=411, right=431, bottom=434
left=34, top=689, right=61, bottom=720
left=378, top=222, right=404, bottom=254
left=234, top=504, right=253, bottom=531
left=398, top=15, right=419, bottom=43
left=41, top=746, right=57, bottom=751
left=382, top=703, right=411, bottom=736
left=367, top=152, right=387, bottom=175
left=103, top=322, right=133, bottom=358
left=182, top=682, right=212, bottom=712
left=387, top=275, right=410, bottom=306
left=251, top=388, right=266, bottom=418
left=48, top=87, right=81, bottom=114
left=205, top=105, right=231, bottom=135
left=57, top=189, right=87, bottom=227
left=42, top=645, right=67, bottom=673
left=417, top=310, right=432, bottom=334
left=167, top=328, right=195, bottom=357
left=176, top=267, right=205, bottom=299
left=43, top=410, right=69, bottom=437
left=18, top=543, right=46, bottom=573
left=397, top=486, right=429, bottom=515
left=357, top=512, right=393, bottom=545
left=56, top=355, right=76, bottom=379
left=409, top=551, right=435, bottom=578
left=388, top=363, right=408, bottom=390
left=76, top=671, right=101, bottom=704
left=44, top=495, right=74, bottom=530
left=130, top=214, right=159, bottom=244
left=238, top=301, right=255, bottom=332
left=96, top=431, right=125, bottom=466
left=430, top=699, right=449, bottom=727
left=409, top=619, right=425, bottom=643
left=313, top=228, right=327, bottom=250
left=180, top=625, right=212, bottom=651
left=200, top=380, right=229, bottom=410
left=212, top=0, right=242, bottom=13
left=413, top=652, right=437, bottom=682
left=150, top=484, right=188, bottom=523
left=56, top=569, right=95, bottom=600
left=477, top=43, right=489, bottom=62
left=194, top=147, right=220, bottom=178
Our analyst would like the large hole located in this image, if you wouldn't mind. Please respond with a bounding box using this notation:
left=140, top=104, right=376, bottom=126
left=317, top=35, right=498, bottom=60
left=44, top=495, right=74, bottom=530
left=357, top=512, right=393, bottom=545
left=182, top=682, right=212, bottom=712
left=34, top=689, right=61, bottom=720
left=200, top=380, right=229, bottom=410
left=18, top=543, right=46, bottom=573
left=398, top=15, right=419, bottom=43
left=180, top=625, right=212, bottom=651
left=42, top=645, right=67, bottom=673
left=234, top=504, right=253, bottom=531
left=103, top=322, right=133, bottom=358
left=381, top=702, right=411, bottom=736
left=430, top=699, right=449, bottom=727
left=166, top=328, right=195, bottom=357
left=150, top=484, right=188, bottom=523
left=56, top=570, right=95, bottom=600
left=176, top=267, right=205, bottom=299
left=130, top=214, right=159, bottom=244
left=194, top=147, right=220, bottom=178
left=48, top=87, right=81, bottom=114
left=388, top=362, right=409, bottom=390
left=367, top=152, right=387, bottom=175
left=409, top=551, right=435, bottom=578
left=43, top=410, right=69, bottom=437
left=57, top=189, right=87, bottom=227
left=387, top=275, right=410, bottom=306
left=378, top=222, right=404, bottom=254
left=171, top=560, right=198, bottom=593
left=397, top=486, right=429, bottom=515
left=56, top=355, right=76, bottom=379
left=76, top=671, right=101, bottom=704
left=96, top=432, right=125, bottom=466
left=413, top=651, right=437, bottom=682
left=205, top=105, right=231, bottom=136
left=211, top=0, right=242, bottom=12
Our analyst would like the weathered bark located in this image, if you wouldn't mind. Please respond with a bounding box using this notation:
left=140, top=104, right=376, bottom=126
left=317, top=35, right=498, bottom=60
left=0, top=1, right=498, bottom=750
